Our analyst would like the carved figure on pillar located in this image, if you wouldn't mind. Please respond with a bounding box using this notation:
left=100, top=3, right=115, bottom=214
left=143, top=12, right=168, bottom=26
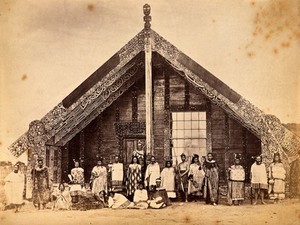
left=143, top=4, right=151, bottom=31
left=26, top=120, right=48, bottom=199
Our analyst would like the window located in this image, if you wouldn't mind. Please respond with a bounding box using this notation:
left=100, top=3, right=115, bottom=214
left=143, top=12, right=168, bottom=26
left=171, top=112, right=207, bottom=164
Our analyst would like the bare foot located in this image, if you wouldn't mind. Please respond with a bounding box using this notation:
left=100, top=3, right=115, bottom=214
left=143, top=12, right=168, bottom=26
left=252, top=201, right=257, bottom=205
left=262, top=201, right=267, bottom=205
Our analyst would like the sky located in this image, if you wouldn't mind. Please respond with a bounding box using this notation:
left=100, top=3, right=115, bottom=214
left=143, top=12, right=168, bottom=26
left=0, top=0, right=299, bottom=163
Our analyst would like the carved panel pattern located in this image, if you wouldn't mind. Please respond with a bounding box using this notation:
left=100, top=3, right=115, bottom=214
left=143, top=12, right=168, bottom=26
left=54, top=62, right=144, bottom=143
left=115, top=122, right=146, bottom=137
left=57, top=69, right=144, bottom=146
left=151, top=29, right=300, bottom=167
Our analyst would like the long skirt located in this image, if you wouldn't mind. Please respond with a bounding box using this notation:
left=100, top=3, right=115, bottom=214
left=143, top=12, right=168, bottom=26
left=227, top=181, right=244, bottom=204
left=269, top=179, right=285, bottom=200
left=203, top=169, right=219, bottom=203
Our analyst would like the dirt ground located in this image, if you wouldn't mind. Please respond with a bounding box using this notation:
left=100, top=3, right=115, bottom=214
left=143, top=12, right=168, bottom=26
left=1, top=198, right=300, bottom=225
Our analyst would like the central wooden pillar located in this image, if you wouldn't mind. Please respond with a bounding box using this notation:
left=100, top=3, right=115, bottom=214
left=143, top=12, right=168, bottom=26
left=145, top=37, right=153, bottom=155
left=143, top=4, right=153, bottom=155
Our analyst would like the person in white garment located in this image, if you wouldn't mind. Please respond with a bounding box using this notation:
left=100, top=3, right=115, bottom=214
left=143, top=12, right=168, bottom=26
left=4, top=164, right=25, bottom=212
left=250, top=155, right=268, bottom=205
left=110, top=155, right=124, bottom=193
left=161, top=160, right=176, bottom=199
left=69, top=160, right=85, bottom=203
left=91, top=159, right=108, bottom=195
left=144, top=156, right=160, bottom=198
left=108, top=192, right=134, bottom=209
left=133, top=182, right=149, bottom=209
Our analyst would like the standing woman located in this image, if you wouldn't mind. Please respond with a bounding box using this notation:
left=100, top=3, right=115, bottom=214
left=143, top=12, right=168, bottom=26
left=268, top=153, right=286, bottom=203
left=69, top=160, right=85, bottom=203
left=161, top=160, right=176, bottom=199
left=126, top=156, right=142, bottom=200
left=110, top=155, right=124, bottom=193
left=188, top=154, right=205, bottom=201
left=90, top=158, right=107, bottom=195
left=203, top=153, right=219, bottom=205
left=227, top=156, right=245, bottom=205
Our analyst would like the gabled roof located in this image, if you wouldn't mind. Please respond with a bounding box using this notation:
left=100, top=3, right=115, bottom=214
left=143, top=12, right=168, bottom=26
left=8, top=29, right=300, bottom=164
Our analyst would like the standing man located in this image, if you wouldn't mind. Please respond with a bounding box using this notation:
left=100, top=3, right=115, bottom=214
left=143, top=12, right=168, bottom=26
left=144, top=156, right=160, bottom=198
left=32, top=157, right=50, bottom=210
left=110, top=155, right=124, bottom=193
left=250, top=155, right=268, bottom=205
left=4, top=163, right=25, bottom=212
left=177, top=153, right=189, bottom=202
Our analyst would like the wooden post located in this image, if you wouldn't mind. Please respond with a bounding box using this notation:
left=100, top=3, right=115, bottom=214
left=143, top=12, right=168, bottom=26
left=145, top=38, right=153, bottom=155
left=79, top=131, right=85, bottom=168
left=143, top=4, right=153, bottom=155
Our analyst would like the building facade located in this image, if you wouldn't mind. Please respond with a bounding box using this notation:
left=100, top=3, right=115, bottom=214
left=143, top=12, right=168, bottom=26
left=8, top=5, right=300, bottom=198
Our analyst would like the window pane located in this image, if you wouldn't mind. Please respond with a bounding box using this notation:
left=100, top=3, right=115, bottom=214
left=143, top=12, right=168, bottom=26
left=177, top=121, right=185, bottom=129
left=191, top=130, right=199, bottom=138
left=185, top=139, right=193, bottom=149
left=172, top=121, right=177, bottom=130
left=199, top=112, right=206, bottom=120
left=200, top=129, right=207, bottom=138
left=191, top=121, right=198, bottom=130
left=172, top=130, right=177, bottom=138
left=191, top=112, right=198, bottom=120
left=185, top=121, right=191, bottom=129
left=199, top=121, right=206, bottom=129
left=199, top=139, right=206, bottom=148
left=184, top=130, right=192, bottom=138
left=177, top=112, right=184, bottom=120
left=172, top=112, right=177, bottom=120
left=185, top=112, right=191, bottom=120
left=177, top=139, right=185, bottom=147
left=191, top=139, right=200, bottom=148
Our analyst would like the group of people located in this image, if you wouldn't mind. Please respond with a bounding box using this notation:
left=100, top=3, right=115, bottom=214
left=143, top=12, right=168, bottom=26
left=3, top=151, right=300, bottom=212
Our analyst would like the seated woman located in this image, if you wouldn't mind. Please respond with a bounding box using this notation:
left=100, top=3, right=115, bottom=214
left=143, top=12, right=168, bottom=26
left=133, top=183, right=149, bottom=209
left=108, top=192, right=134, bottom=209
left=51, top=183, right=71, bottom=210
